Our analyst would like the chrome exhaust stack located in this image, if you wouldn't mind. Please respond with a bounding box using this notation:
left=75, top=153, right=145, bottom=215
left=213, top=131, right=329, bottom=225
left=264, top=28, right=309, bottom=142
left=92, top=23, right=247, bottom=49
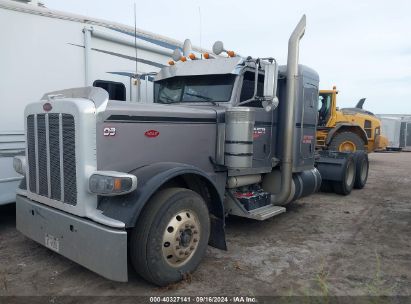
left=270, top=15, right=306, bottom=204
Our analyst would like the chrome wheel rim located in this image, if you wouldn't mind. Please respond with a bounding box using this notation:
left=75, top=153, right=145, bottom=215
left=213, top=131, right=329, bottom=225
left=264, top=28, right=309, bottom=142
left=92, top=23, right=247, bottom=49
left=162, top=210, right=200, bottom=267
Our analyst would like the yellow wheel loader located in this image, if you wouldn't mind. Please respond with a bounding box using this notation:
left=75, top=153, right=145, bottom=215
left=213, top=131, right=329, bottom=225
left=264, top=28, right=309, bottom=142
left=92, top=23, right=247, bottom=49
left=317, top=86, right=388, bottom=153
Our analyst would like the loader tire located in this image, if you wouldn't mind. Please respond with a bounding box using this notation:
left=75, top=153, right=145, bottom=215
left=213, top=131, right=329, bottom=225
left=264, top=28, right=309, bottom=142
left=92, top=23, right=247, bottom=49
left=353, top=151, right=369, bottom=189
left=332, top=155, right=356, bottom=195
left=130, top=188, right=210, bottom=286
left=329, top=132, right=365, bottom=152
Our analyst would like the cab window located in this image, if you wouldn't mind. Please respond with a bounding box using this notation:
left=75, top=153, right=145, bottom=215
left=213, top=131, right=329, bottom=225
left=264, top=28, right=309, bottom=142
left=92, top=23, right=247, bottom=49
left=239, top=72, right=264, bottom=107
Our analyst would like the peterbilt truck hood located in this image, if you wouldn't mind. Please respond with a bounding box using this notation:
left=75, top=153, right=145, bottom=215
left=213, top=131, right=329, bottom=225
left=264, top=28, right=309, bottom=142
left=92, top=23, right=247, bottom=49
left=96, top=101, right=220, bottom=176
left=99, top=100, right=219, bottom=123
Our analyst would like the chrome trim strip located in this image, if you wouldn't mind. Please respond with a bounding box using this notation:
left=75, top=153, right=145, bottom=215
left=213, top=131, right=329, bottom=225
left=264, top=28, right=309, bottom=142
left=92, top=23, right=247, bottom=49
left=0, top=176, right=24, bottom=184
left=34, top=114, right=39, bottom=194
left=0, top=149, right=25, bottom=158
left=26, top=116, right=30, bottom=194
left=59, top=114, right=65, bottom=202
left=45, top=114, right=51, bottom=198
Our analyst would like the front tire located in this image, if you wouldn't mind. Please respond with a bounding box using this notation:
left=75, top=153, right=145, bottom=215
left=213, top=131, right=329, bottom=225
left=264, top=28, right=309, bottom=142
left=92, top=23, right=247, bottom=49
left=130, top=188, right=210, bottom=286
left=329, top=132, right=365, bottom=152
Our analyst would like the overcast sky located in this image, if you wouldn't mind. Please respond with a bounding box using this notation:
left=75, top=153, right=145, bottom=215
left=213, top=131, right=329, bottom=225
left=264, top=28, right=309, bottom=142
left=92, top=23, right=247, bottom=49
left=42, top=0, right=411, bottom=114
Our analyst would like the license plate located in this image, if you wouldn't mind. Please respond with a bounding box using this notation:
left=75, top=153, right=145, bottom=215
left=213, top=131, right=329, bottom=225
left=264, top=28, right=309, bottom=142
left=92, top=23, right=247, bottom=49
left=45, top=234, right=60, bottom=252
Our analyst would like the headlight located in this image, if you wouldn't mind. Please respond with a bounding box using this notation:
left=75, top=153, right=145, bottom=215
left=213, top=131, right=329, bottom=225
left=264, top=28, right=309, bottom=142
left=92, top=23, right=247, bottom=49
left=89, top=171, right=137, bottom=196
left=13, top=156, right=26, bottom=176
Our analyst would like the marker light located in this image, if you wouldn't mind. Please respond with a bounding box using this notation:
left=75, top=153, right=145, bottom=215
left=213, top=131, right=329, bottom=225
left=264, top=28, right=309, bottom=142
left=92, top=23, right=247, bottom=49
left=227, top=50, right=235, bottom=57
left=168, top=60, right=175, bottom=65
left=89, top=171, right=137, bottom=196
left=203, top=53, right=210, bottom=59
left=181, top=56, right=187, bottom=62
left=13, top=156, right=26, bottom=176
left=188, top=53, right=196, bottom=60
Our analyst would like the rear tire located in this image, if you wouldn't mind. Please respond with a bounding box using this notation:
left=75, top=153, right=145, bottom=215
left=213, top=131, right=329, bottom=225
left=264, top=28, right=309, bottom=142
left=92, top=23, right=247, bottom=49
left=333, top=156, right=356, bottom=195
left=320, top=180, right=333, bottom=193
left=329, top=132, right=365, bottom=152
left=130, top=187, right=210, bottom=286
left=353, top=151, right=369, bottom=189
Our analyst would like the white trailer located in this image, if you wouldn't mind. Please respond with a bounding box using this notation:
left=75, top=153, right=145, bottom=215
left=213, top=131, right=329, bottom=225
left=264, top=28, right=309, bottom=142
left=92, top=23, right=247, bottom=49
left=378, top=114, right=411, bottom=151
left=0, top=0, right=204, bottom=205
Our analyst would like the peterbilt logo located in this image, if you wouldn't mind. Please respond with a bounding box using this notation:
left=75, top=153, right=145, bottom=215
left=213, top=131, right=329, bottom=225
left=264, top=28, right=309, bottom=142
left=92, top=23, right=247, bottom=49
left=145, top=130, right=160, bottom=138
left=43, top=103, right=52, bottom=112
left=103, top=127, right=116, bottom=136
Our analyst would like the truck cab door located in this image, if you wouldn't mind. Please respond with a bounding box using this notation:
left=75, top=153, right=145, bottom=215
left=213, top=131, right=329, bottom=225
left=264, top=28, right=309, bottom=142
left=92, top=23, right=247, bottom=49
left=238, top=71, right=273, bottom=168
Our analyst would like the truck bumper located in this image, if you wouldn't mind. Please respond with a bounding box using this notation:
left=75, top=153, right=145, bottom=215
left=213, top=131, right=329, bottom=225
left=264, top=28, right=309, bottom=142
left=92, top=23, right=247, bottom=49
left=16, top=195, right=128, bottom=282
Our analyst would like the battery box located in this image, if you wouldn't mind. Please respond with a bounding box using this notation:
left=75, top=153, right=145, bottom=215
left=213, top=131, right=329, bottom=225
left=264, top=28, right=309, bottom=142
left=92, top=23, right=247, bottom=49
left=233, top=189, right=271, bottom=211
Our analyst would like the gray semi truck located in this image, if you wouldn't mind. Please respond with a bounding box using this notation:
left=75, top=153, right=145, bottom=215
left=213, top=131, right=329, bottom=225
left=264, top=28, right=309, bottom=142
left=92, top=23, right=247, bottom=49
left=13, top=15, right=369, bottom=286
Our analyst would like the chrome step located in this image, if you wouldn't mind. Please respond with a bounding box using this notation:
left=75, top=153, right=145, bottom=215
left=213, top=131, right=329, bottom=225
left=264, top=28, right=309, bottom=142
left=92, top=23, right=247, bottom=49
left=225, top=194, right=287, bottom=221
left=247, top=205, right=286, bottom=221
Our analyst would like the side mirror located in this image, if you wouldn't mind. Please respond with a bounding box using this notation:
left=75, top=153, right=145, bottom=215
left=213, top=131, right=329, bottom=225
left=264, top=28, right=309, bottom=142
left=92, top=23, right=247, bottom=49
left=261, top=61, right=279, bottom=112
left=238, top=58, right=279, bottom=111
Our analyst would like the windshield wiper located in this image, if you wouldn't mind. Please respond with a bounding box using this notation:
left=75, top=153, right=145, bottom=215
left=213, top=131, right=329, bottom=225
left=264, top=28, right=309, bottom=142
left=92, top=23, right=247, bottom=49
left=157, top=95, right=176, bottom=104
left=184, top=92, right=213, bottom=101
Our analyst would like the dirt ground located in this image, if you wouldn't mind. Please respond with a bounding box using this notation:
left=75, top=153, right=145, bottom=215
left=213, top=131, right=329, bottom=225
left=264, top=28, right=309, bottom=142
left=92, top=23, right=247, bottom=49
left=0, top=152, right=410, bottom=298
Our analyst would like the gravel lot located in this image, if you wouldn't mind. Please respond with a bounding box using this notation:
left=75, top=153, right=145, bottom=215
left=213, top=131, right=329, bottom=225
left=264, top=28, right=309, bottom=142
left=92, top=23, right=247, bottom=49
left=0, top=152, right=410, bottom=298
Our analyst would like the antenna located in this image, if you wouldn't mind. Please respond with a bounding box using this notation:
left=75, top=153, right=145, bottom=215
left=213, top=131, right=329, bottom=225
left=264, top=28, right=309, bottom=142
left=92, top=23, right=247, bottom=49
left=133, top=2, right=139, bottom=101
left=198, top=6, right=202, bottom=58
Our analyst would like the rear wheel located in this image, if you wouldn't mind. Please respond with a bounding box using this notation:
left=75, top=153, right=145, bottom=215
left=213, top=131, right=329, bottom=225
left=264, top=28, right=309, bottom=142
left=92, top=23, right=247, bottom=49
left=130, top=188, right=210, bottom=286
left=333, top=156, right=356, bottom=195
left=329, top=132, right=365, bottom=152
left=320, top=180, right=333, bottom=193
left=353, top=151, right=369, bottom=189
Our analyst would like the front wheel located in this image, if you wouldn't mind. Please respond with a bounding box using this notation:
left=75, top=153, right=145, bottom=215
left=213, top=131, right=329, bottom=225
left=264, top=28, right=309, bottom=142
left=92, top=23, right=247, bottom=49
left=329, top=132, right=365, bottom=152
left=130, top=188, right=210, bottom=286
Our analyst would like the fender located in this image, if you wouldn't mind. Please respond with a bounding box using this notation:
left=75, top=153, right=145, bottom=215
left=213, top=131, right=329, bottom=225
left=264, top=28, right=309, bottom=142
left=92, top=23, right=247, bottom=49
left=325, top=123, right=368, bottom=145
left=97, top=162, right=227, bottom=250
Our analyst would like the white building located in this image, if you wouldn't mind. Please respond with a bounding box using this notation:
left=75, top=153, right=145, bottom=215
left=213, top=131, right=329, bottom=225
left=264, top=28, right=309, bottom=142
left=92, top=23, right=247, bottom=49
left=0, top=0, right=206, bottom=204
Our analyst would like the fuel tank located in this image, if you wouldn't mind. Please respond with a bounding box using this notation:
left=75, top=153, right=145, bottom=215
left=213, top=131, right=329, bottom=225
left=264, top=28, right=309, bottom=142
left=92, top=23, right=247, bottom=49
left=262, top=168, right=322, bottom=205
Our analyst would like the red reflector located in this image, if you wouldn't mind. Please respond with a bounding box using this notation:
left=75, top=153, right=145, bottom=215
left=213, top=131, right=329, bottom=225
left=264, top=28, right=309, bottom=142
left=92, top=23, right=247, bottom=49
left=145, top=130, right=160, bottom=138
left=234, top=192, right=254, bottom=198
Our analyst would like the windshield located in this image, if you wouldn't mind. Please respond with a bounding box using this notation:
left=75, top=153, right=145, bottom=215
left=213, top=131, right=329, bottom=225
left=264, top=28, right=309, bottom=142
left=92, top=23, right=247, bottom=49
left=154, top=74, right=236, bottom=104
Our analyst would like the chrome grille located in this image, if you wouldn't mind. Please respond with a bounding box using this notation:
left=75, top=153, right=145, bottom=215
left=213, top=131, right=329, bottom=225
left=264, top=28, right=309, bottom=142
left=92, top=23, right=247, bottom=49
left=26, top=113, right=77, bottom=205
left=27, top=115, right=36, bottom=192
left=37, top=114, right=48, bottom=196
left=62, top=114, right=77, bottom=205
left=49, top=114, right=61, bottom=201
